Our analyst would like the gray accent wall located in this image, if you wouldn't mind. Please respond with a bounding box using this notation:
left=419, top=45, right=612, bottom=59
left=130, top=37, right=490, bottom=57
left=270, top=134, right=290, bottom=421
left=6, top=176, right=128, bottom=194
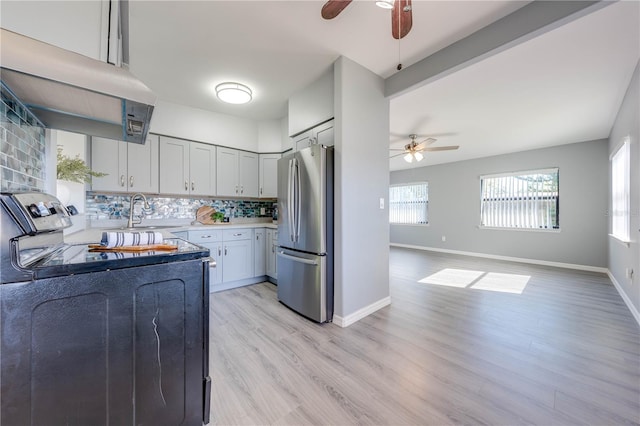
left=334, top=56, right=390, bottom=318
left=608, top=60, right=639, bottom=316
left=391, top=139, right=608, bottom=268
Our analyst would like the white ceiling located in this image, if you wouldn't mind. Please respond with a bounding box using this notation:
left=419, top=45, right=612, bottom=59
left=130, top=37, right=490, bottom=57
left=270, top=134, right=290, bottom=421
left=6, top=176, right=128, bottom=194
left=127, top=1, right=640, bottom=170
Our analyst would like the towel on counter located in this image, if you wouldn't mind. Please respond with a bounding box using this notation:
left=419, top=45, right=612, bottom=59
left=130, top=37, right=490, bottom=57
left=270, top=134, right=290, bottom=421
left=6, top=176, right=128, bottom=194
left=100, top=231, right=164, bottom=248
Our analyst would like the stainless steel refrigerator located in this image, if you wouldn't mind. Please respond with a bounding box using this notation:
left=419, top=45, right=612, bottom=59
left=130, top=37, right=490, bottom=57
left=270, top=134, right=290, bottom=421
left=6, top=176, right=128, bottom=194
left=277, top=144, right=333, bottom=323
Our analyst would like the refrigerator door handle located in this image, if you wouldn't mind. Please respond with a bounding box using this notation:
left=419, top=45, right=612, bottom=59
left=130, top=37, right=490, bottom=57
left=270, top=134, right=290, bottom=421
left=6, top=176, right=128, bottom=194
left=294, top=158, right=301, bottom=242
left=277, top=251, right=318, bottom=266
left=287, top=159, right=294, bottom=242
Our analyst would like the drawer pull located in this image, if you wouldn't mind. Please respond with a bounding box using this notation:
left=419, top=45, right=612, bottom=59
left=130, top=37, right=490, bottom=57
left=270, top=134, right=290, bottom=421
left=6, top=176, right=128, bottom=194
left=200, top=235, right=212, bottom=239
left=233, top=233, right=242, bottom=237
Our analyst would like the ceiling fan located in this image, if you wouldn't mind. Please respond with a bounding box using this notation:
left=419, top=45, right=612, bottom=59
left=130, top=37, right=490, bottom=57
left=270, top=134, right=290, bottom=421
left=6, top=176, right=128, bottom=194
left=390, top=134, right=459, bottom=163
left=321, top=0, right=413, bottom=40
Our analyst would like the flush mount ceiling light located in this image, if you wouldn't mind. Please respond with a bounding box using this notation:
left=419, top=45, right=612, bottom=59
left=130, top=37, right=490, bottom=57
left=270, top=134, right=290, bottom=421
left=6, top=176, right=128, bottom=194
left=375, top=0, right=394, bottom=9
left=215, top=82, right=252, bottom=104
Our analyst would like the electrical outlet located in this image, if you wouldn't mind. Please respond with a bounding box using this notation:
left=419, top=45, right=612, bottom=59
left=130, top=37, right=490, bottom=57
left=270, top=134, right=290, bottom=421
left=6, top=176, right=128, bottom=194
left=260, top=207, right=266, bottom=215
left=379, top=198, right=385, bottom=209
left=441, top=236, right=446, bottom=242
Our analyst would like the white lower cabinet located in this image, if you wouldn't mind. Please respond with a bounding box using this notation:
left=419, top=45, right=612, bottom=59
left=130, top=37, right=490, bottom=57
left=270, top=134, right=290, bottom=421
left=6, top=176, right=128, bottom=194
left=254, top=229, right=266, bottom=276
left=187, top=230, right=223, bottom=287
left=222, top=238, right=254, bottom=282
left=266, top=228, right=278, bottom=281
left=185, top=226, right=275, bottom=292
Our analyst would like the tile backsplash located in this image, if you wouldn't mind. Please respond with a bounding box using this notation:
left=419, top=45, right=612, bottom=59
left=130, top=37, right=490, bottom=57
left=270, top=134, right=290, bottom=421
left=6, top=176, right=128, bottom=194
left=86, top=193, right=275, bottom=221
left=0, top=82, right=47, bottom=192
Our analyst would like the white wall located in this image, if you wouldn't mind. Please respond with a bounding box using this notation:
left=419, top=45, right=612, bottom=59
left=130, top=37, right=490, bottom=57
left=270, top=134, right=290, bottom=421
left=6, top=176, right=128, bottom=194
left=334, top=56, right=390, bottom=323
left=391, top=139, right=609, bottom=268
left=149, top=100, right=259, bottom=151
left=288, top=67, right=334, bottom=137
left=608, top=60, right=639, bottom=320
left=0, top=0, right=107, bottom=60
left=257, top=119, right=282, bottom=153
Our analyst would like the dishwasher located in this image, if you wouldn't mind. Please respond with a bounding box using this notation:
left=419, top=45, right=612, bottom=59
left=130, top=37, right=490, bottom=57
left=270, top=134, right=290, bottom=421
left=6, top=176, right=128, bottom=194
left=0, top=192, right=211, bottom=426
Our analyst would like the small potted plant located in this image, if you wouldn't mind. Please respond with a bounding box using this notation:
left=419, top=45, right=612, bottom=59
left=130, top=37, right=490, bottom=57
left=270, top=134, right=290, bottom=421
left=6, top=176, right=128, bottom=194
left=56, top=148, right=107, bottom=210
left=210, top=211, right=225, bottom=223
left=56, top=148, right=107, bottom=183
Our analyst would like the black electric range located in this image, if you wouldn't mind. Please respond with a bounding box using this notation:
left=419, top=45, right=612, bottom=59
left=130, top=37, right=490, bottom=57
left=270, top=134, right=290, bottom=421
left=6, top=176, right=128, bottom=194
left=1, top=192, right=211, bottom=425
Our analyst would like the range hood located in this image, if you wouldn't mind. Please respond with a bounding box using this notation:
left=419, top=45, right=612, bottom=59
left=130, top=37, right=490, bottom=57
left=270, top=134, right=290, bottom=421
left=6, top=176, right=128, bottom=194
left=0, top=28, right=156, bottom=144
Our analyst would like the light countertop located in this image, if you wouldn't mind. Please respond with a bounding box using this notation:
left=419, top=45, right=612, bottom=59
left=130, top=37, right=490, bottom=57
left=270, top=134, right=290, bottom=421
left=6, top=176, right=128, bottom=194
left=65, top=220, right=278, bottom=244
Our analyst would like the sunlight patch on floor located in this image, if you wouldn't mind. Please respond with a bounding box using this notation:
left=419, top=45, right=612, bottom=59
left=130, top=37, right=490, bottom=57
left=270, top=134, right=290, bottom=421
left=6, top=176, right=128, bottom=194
left=419, top=269, right=531, bottom=294
left=470, top=272, right=530, bottom=294
left=418, top=268, right=485, bottom=288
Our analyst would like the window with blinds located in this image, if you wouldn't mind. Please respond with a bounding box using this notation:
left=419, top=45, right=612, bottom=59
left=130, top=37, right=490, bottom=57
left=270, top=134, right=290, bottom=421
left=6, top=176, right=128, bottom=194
left=480, top=168, right=559, bottom=229
left=611, top=139, right=630, bottom=242
left=389, top=183, right=428, bottom=224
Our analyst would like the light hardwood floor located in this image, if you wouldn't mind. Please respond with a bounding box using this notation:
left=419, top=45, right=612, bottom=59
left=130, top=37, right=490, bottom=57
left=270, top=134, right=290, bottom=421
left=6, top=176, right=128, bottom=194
left=209, top=247, right=640, bottom=425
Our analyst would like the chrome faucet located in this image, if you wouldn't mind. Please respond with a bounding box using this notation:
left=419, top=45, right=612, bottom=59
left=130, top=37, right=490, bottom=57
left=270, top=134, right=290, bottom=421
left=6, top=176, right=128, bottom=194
left=127, top=193, right=150, bottom=228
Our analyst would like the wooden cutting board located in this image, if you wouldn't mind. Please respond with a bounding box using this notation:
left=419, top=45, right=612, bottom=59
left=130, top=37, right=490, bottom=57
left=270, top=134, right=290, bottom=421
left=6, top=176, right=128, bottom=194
left=88, top=244, right=178, bottom=252
left=195, top=206, right=217, bottom=225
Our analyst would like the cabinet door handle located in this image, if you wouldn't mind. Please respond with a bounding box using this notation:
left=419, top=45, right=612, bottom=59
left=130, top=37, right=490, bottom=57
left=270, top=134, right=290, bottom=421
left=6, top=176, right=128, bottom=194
left=241, top=185, right=244, bottom=194
left=129, top=176, right=134, bottom=187
left=218, top=247, right=221, bottom=256
left=235, top=185, right=238, bottom=194
left=120, top=175, right=125, bottom=187
left=184, top=181, right=188, bottom=191
left=224, top=247, right=228, bottom=256
left=260, top=187, right=263, bottom=195
left=191, top=182, right=195, bottom=191
left=271, top=244, right=275, bottom=253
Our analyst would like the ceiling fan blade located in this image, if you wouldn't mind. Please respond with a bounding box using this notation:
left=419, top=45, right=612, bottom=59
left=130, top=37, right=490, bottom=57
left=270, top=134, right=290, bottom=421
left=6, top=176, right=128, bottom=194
left=423, top=146, right=459, bottom=152
left=390, top=152, right=407, bottom=159
left=419, top=137, right=437, bottom=146
left=392, top=0, right=413, bottom=40
left=321, top=0, right=352, bottom=20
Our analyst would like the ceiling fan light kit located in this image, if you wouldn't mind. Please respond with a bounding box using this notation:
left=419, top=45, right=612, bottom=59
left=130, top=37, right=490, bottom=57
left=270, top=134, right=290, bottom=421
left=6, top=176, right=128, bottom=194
left=215, top=82, right=252, bottom=104
left=390, top=134, right=460, bottom=163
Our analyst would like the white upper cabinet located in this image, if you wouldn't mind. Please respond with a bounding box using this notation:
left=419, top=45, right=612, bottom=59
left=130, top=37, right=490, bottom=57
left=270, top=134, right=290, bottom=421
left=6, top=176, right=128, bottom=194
left=259, top=154, right=280, bottom=198
left=189, top=142, right=217, bottom=196
left=216, top=147, right=259, bottom=198
left=159, top=136, right=216, bottom=196
left=216, top=147, right=239, bottom=197
left=1, top=0, right=118, bottom=62
left=239, top=151, right=259, bottom=198
left=291, top=120, right=334, bottom=152
left=91, top=134, right=159, bottom=193
left=159, top=137, right=190, bottom=195
left=288, top=68, right=334, bottom=137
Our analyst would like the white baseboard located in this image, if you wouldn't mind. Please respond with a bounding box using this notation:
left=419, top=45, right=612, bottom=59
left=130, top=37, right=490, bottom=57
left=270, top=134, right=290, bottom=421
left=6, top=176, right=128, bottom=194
left=607, top=271, right=640, bottom=327
left=333, top=296, right=391, bottom=328
left=390, top=243, right=608, bottom=274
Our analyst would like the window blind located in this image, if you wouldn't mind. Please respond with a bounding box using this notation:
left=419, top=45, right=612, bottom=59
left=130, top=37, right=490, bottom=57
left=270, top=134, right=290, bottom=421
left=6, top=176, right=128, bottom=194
left=611, top=139, right=630, bottom=241
left=480, top=168, right=559, bottom=229
left=389, top=183, right=428, bottom=224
